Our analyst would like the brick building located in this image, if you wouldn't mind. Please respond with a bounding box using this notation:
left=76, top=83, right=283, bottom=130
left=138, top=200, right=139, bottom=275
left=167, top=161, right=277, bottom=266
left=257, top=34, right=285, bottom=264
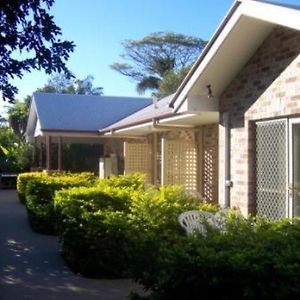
left=102, top=0, right=300, bottom=219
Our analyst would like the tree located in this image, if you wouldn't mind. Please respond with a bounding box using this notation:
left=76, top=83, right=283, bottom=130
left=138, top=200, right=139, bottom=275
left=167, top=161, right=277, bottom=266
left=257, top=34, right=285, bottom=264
left=7, top=96, right=31, bottom=137
left=0, top=127, right=31, bottom=172
left=0, top=0, right=75, bottom=103
left=157, top=67, right=190, bottom=98
left=111, top=32, right=207, bottom=96
left=38, top=74, right=103, bottom=95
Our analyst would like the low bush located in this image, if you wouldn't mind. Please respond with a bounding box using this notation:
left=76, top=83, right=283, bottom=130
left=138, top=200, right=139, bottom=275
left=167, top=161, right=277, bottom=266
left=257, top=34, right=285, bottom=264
left=126, top=185, right=216, bottom=283
left=17, top=171, right=95, bottom=204
left=54, top=179, right=213, bottom=278
left=129, top=217, right=300, bottom=300
left=25, top=172, right=95, bottom=234
left=96, top=173, right=146, bottom=190
left=17, top=172, right=47, bottom=204
left=54, top=185, right=136, bottom=277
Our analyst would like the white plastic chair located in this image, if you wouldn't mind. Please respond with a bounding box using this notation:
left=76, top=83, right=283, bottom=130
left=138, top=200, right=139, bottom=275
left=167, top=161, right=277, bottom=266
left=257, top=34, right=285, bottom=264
left=178, top=210, right=215, bottom=236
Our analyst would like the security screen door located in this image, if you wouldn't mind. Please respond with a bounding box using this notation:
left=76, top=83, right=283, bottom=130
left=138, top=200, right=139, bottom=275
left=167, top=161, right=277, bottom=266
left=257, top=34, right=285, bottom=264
left=255, top=118, right=300, bottom=220
left=255, top=119, right=288, bottom=220
left=289, top=119, right=300, bottom=218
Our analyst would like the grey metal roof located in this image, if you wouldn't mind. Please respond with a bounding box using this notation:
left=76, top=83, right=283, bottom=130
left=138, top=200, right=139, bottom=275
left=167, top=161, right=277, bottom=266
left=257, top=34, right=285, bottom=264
left=100, top=94, right=174, bottom=133
left=31, top=92, right=152, bottom=133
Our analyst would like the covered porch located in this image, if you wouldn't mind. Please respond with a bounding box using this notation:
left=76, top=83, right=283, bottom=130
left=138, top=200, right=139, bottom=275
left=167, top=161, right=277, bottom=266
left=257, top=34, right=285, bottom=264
left=100, top=95, right=219, bottom=203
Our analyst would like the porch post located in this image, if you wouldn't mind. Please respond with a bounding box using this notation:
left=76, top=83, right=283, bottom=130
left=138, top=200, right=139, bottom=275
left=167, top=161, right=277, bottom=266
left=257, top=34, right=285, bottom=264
left=152, top=133, right=158, bottom=184
left=46, top=135, right=51, bottom=170
left=39, top=141, right=43, bottom=168
left=161, top=138, right=165, bottom=186
left=32, top=137, right=36, bottom=166
left=58, top=136, right=62, bottom=171
left=196, top=128, right=204, bottom=196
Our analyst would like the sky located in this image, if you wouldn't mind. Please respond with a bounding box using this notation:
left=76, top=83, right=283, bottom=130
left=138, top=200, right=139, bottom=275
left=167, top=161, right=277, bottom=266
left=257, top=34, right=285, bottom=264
left=1, top=0, right=300, bottom=116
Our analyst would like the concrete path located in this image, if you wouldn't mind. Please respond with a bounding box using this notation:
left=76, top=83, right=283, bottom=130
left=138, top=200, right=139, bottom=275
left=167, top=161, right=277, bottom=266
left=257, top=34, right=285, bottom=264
left=0, top=190, right=143, bottom=300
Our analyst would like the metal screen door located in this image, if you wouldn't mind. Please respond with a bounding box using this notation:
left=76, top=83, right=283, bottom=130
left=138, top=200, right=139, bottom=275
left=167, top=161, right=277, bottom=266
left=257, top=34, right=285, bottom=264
left=289, top=119, right=300, bottom=218
left=255, top=119, right=288, bottom=220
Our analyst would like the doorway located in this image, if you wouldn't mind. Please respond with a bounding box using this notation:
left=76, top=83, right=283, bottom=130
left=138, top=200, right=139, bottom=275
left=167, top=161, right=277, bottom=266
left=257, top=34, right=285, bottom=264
left=255, top=118, right=300, bottom=220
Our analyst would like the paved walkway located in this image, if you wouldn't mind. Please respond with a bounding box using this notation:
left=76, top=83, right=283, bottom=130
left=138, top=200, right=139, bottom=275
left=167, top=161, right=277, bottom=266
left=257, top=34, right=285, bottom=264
left=0, top=190, right=144, bottom=300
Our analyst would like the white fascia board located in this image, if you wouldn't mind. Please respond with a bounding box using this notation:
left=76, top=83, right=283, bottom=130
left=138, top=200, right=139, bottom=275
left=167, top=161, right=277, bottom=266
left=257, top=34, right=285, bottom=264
left=172, top=7, right=244, bottom=112
left=159, top=113, right=199, bottom=124
left=110, top=121, right=153, bottom=135
left=40, top=131, right=100, bottom=138
left=242, top=1, right=300, bottom=31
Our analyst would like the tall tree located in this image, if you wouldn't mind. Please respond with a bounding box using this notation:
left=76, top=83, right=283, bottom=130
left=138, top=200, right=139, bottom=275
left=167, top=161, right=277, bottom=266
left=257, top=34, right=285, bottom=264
left=0, top=0, right=75, bottom=103
left=7, top=96, right=30, bottom=137
left=157, top=67, right=190, bottom=99
left=111, top=32, right=207, bottom=96
left=38, top=74, right=103, bottom=95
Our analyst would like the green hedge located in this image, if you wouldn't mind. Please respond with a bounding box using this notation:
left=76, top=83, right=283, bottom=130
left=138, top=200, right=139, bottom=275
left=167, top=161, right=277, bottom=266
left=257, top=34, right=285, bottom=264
left=129, top=217, right=300, bottom=300
left=25, top=172, right=95, bottom=234
left=54, top=178, right=211, bottom=278
left=17, top=172, right=47, bottom=204
left=55, top=186, right=132, bottom=277
left=17, top=171, right=95, bottom=204
left=54, top=174, right=146, bottom=277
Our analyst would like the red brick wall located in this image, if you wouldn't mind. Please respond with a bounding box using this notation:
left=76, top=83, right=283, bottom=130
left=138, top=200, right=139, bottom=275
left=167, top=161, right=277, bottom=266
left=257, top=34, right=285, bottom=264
left=219, top=26, right=300, bottom=215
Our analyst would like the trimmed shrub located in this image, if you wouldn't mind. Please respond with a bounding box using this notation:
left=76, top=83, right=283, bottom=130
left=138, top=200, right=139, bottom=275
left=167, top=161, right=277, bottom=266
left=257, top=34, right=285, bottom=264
left=96, top=173, right=146, bottom=190
left=126, top=185, right=215, bottom=283
left=25, top=173, right=95, bottom=234
left=54, top=185, right=134, bottom=277
left=17, top=172, right=47, bottom=204
left=129, top=217, right=300, bottom=300
left=17, top=171, right=95, bottom=204
left=54, top=179, right=213, bottom=278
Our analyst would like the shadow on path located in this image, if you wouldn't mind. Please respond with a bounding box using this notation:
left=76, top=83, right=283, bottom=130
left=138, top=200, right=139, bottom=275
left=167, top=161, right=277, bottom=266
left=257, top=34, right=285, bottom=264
left=0, top=190, right=143, bottom=300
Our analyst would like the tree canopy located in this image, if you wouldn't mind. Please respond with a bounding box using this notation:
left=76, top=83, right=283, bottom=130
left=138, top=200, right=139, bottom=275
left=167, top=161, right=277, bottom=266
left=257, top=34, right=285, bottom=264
left=38, top=74, right=103, bottom=95
left=111, top=32, right=207, bottom=96
left=0, top=0, right=75, bottom=102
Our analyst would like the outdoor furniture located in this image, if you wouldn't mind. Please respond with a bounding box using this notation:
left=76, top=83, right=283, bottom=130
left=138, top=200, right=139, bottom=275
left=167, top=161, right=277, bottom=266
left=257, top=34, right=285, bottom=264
left=178, top=210, right=228, bottom=236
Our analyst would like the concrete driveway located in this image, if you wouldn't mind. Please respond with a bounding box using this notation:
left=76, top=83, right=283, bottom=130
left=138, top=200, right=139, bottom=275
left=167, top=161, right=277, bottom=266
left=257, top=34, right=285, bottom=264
left=0, top=190, right=144, bottom=300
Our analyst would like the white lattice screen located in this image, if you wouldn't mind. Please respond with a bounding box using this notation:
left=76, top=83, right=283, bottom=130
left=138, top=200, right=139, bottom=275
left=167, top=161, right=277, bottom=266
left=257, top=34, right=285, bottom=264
left=255, top=119, right=287, bottom=220
left=124, top=142, right=152, bottom=182
left=162, top=139, right=198, bottom=192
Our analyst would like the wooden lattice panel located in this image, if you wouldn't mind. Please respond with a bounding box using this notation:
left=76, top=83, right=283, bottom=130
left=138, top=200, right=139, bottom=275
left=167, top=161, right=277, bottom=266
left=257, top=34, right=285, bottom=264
left=124, top=142, right=152, bottom=182
left=162, top=139, right=198, bottom=192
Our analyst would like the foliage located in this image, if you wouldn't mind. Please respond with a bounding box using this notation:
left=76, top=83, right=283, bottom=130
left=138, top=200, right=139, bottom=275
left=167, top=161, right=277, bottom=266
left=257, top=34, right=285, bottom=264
left=96, top=173, right=146, bottom=190
left=7, top=97, right=31, bottom=137
left=129, top=217, right=300, bottom=300
left=17, top=172, right=48, bottom=204
left=25, top=172, right=95, bottom=234
left=54, top=176, right=211, bottom=278
left=38, top=74, right=103, bottom=95
left=0, top=0, right=75, bottom=102
left=54, top=186, right=133, bottom=277
left=0, top=127, right=31, bottom=172
left=157, top=67, right=190, bottom=98
left=111, top=32, right=206, bottom=95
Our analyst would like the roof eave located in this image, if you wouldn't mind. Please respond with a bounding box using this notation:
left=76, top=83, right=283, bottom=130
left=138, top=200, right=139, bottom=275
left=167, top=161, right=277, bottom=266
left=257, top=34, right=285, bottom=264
left=170, top=0, right=300, bottom=112
left=99, top=112, right=175, bottom=134
left=169, top=0, right=242, bottom=110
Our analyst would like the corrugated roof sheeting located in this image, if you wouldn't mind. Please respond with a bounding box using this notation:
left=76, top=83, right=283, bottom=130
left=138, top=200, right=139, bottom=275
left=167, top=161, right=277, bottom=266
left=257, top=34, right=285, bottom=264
left=32, top=92, right=152, bottom=132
